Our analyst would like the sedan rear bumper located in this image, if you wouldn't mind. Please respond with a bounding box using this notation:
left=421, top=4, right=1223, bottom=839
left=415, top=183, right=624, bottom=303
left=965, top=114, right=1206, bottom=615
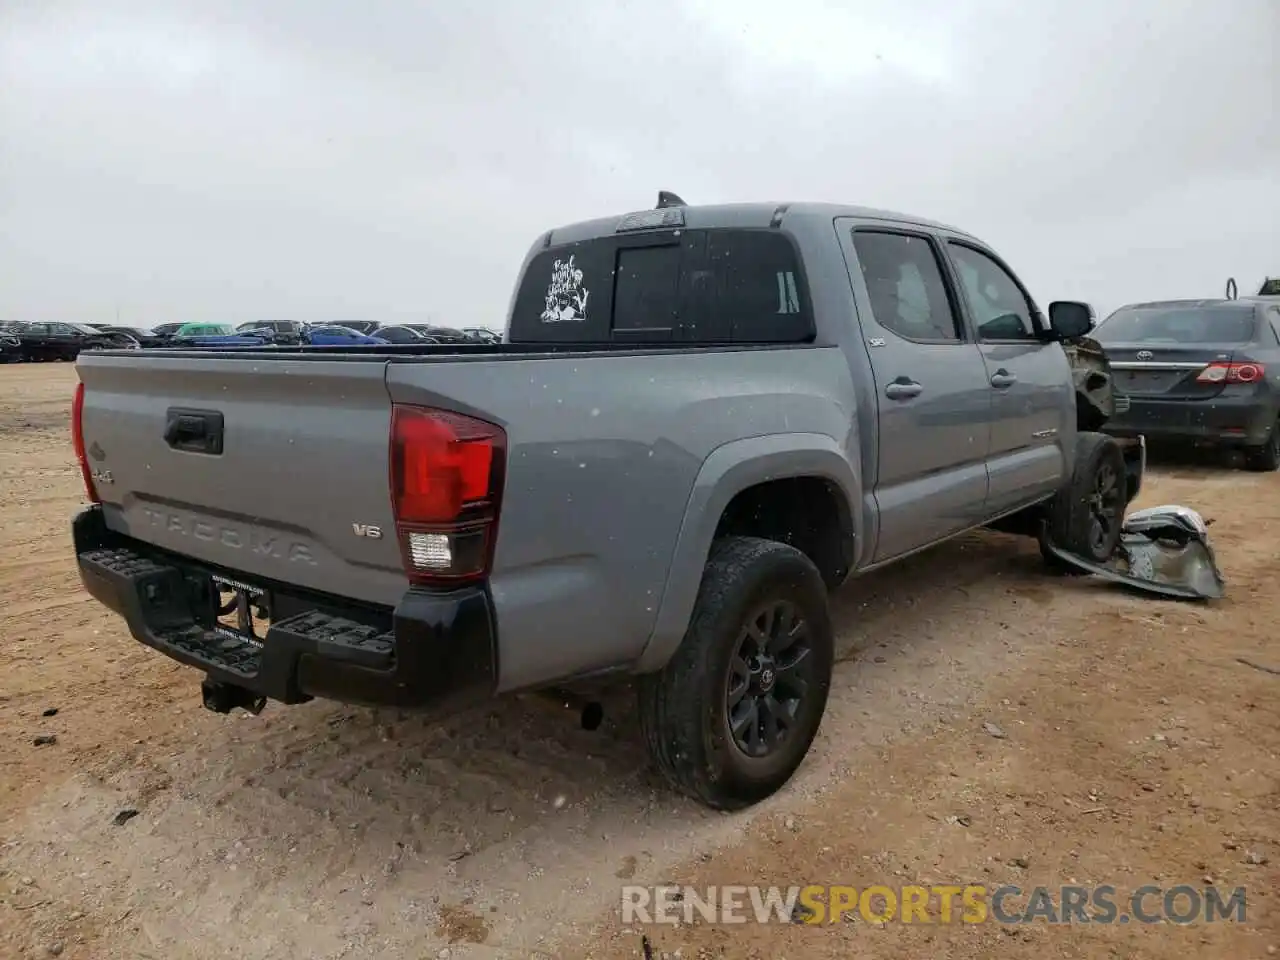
left=1103, top=395, right=1275, bottom=446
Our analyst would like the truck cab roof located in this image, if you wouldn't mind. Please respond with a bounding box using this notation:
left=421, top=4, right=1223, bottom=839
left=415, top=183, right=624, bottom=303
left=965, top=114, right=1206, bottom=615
left=513, top=198, right=992, bottom=347
left=539, top=200, right=981, bottom=248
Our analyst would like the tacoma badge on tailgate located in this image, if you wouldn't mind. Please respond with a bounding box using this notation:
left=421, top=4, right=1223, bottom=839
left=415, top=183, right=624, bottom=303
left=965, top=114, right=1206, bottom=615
left=140, top=507, right=318, bottom=565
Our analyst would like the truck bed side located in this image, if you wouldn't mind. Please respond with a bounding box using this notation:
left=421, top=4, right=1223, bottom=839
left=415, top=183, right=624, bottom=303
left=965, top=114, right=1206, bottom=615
left=386, top=346, right=859, bottom=689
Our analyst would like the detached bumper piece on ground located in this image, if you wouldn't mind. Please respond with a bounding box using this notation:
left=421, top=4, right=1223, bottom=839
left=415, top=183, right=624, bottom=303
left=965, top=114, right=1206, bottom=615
left=1043, top=504, right=1226, bottom=601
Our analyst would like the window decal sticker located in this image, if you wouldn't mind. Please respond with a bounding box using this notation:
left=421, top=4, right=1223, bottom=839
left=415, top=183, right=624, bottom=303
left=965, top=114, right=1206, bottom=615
left=775, top=271, right=800, bottom=314
left=541, top=255, right=590, bottom=323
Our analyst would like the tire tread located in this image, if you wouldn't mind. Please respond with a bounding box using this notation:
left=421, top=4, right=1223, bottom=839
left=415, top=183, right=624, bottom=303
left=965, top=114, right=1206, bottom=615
left=1040, top=431, right=1127, bottom=570
left=638, top=536, right=832, bottom=810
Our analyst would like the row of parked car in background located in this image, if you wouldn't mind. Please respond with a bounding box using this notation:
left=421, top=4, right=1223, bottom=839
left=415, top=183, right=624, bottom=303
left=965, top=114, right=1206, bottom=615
left=0, top=318, right=500, bottom=362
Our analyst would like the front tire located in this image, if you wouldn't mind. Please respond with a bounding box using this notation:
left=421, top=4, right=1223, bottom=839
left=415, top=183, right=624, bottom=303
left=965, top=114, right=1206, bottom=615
left=1040, top=432, right=1127, bottom=573
left=638, top=536, right=834, bottom=811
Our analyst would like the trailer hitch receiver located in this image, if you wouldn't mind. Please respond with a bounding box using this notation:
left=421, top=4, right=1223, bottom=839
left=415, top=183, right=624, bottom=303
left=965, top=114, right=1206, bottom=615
left=201, top=678, right=267, bottom=715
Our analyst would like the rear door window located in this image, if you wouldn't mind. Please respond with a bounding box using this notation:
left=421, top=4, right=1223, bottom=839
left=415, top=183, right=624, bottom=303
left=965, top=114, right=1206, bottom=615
left=507, top=228, right=813, bottom=344
left=850, top=231, right=962, bottom=342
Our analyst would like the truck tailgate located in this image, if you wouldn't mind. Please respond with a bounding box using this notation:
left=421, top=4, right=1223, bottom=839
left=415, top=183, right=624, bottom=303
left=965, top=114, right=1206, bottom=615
left=76, top=353, right=407, bottom=607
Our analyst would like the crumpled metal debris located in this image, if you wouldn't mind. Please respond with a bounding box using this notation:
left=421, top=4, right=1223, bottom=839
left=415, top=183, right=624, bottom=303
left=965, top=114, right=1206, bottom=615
left=1062, top=334, right=1118, bottom=430
left=1043, top=504, right=1225, bottom=600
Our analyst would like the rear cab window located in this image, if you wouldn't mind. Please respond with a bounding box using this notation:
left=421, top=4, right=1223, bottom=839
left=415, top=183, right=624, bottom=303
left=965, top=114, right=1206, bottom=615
left=507, top=226, right=814, bottom=345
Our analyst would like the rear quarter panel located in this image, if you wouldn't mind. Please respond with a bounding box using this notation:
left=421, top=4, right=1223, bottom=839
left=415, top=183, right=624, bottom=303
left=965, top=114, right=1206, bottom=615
left=386, top=346, right=859, bottom=691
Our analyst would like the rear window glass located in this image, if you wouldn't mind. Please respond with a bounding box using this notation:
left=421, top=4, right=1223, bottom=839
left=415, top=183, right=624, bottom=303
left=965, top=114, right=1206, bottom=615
left=1095, top=306, right=1257, bottom=344
left=700, top=230, right=807, bottom=342
left=1259, top=278, right=1280, bottom=296
left=613, top=243, right=682, bottom=333
left=507, top=228, right=813, bottom=344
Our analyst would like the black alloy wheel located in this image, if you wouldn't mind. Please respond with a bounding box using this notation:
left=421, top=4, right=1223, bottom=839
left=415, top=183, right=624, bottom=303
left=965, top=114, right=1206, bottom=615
left=1086, top=459, right=1123, bottom=557
left=725, top=599, right=817, bottom=759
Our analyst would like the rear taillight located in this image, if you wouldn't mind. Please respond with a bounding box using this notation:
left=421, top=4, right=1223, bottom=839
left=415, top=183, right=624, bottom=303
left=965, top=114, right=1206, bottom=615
left=71, top=380, right=100, bottom=504
left=1196, top=362, right=1265, bottom=384
left=389, top=405, right=505, bottom=585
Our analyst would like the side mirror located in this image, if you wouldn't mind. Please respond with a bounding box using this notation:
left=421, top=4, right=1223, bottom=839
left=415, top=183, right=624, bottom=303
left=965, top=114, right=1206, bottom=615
left=1047, top=300, right=1095, bottom=340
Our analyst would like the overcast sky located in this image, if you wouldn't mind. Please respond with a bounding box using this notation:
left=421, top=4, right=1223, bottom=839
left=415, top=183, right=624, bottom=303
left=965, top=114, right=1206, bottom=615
left=1, top=0, right=1276, bottom=331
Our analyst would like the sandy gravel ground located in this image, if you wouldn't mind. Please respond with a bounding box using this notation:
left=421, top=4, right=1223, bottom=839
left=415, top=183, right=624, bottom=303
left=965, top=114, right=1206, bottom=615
left=0, top=363, right=1276, bottom=959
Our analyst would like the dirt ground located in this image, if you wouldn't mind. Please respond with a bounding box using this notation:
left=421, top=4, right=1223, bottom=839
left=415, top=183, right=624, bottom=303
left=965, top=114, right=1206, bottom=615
left=0, top=362, right=1276, bottom=960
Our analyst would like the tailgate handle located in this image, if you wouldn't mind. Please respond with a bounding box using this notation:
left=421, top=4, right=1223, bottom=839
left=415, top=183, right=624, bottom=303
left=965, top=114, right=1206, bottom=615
left=164, top=408, right=224, bottom=455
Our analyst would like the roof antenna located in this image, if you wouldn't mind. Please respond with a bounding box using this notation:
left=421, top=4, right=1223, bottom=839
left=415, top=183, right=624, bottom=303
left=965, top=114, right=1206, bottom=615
left=1225, top=277, right=1238, bottom=300
left=656, top=190, right=686, bottom=209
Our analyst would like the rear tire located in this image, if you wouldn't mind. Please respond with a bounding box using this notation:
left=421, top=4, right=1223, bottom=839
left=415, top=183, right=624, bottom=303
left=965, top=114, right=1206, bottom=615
left=1040, top=432, right=1127, bottom=574
left=1242, top=419, right=1280, bottom=472
left=638, top=536, right=834, bottom=811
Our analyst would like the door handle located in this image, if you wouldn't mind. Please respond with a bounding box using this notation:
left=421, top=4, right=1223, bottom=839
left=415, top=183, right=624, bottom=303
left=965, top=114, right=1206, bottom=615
left=990, top=370, right=1018, bottom=388
left=884, top=380, right=923, bottom=401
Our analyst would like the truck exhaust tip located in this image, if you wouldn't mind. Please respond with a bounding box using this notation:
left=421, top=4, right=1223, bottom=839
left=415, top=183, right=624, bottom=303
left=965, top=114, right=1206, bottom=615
left=201, top=678, right=267, bottom=716
left=580, top=701, right=604, bottom=731
left=531, top=688, right=605, bottom=730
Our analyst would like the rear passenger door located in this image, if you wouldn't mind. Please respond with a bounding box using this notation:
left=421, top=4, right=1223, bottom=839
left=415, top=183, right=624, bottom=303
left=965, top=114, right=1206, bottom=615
left=941, top=239, right=1073, bottom=517
left=839, top=223, right=994, bottom=563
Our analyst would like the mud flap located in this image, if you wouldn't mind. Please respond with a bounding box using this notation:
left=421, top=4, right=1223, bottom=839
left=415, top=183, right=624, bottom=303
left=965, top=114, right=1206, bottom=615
left=1042, top=505, right=1225, bottom=601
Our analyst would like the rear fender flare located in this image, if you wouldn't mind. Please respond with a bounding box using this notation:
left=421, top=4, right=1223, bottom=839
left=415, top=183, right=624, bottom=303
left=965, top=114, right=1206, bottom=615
left=634, top=433, right=861, bottom=673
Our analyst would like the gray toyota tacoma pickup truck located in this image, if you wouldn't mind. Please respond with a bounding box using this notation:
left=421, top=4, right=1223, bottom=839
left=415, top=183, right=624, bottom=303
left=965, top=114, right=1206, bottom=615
left=71, top=196, right=1143, bottom=810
